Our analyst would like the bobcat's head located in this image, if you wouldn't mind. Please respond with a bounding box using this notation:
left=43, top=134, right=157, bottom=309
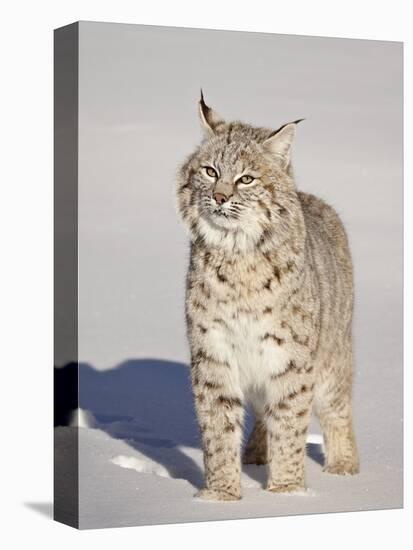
left=176, top=93, right=304, bottom=253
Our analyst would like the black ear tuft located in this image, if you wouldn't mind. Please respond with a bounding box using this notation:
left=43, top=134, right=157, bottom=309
left=198, top=91, right=225, bottom=135
left=199, top=88, right=210, bottom=115
left=267, top=118, right=305, bottom=139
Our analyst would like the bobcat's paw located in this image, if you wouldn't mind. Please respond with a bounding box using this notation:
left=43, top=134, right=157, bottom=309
left=266, top=482, right=306, bottom=494
left=195, top=488, right=241, bottom=502
left=324, top=460, right=359, bottom=476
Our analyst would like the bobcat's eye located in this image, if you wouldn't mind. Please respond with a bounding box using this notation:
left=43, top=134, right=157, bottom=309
left=237, top=174, right=254, bottom=185
left=203, top=166, right=218, bottom=179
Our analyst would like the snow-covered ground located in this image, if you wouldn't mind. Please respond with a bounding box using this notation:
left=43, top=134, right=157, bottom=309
left=55, top=340, right=402, bottom=529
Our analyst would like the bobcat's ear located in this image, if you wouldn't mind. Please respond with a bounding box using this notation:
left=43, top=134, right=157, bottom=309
left=198, top=90, right=225, bottom=136
left=263, top=119, right=304, bottom=166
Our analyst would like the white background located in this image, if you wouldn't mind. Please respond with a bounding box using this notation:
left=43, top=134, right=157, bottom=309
left=0, top=0, right=410, bottom=548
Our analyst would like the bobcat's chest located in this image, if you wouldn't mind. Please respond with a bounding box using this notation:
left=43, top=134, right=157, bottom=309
left=190, top=253, right=291, bottom=396
left=213, top=301, right=290, bottom=396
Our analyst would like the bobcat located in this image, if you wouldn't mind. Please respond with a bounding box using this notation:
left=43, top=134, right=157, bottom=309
left=176, top=94, right=359, bottom=501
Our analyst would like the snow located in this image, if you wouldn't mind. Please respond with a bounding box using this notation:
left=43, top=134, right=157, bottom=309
left=109, top=433, right=324, bottom=488
left=54, top=350, right=402, bottom=529
left=110, top=455, right=172, bottom=479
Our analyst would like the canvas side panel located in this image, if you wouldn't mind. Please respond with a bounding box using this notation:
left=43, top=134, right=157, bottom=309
left=54, top=22, right=79, bottom=529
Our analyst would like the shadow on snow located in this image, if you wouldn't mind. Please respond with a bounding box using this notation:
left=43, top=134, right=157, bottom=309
left=55, top=358, right=324, bottom=489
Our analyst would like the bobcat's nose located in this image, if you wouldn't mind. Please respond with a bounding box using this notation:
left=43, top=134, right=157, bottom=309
left=213, top=192, right=229, bottom=205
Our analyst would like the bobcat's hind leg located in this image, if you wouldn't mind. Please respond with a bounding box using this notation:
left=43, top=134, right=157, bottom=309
left=318, top=402, right=359, bottom=475
left=315, top=358, right=359, bottom=475
left=243, top=415, right=267, bottom=465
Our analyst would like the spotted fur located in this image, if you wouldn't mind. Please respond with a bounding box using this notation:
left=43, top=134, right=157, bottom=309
left=176, top=96, right=359, bottom=501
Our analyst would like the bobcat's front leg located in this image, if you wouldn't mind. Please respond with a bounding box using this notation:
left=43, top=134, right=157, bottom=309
left=265, top=372, right=314, bottom=493
left=191, top=350, right=244, bottom=501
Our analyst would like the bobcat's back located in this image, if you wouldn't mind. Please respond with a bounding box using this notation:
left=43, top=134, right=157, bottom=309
left=298, top=191, right=354, bottom=374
